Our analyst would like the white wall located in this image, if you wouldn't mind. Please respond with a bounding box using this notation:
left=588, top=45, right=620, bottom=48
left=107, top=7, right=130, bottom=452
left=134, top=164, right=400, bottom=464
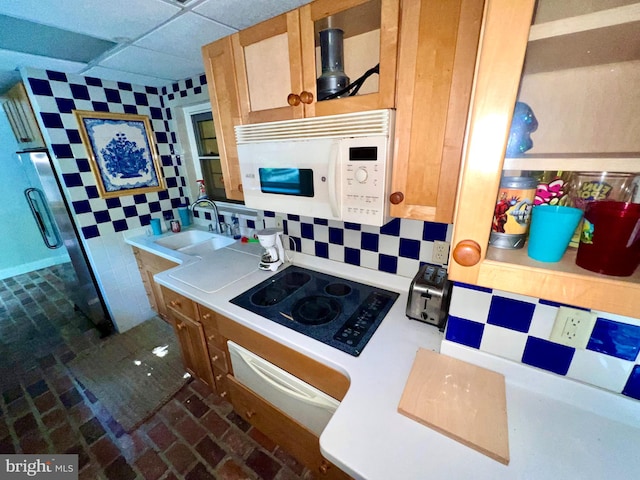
left=0, top=110, right=69, bottom=279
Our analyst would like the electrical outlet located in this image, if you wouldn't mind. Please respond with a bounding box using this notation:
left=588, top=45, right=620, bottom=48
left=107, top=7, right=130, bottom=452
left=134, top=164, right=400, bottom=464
left=549, top=306, right=597, bottom=348
left=432, top=240, right=450, bottom=264
left=275, top=216, right=283, bottom=229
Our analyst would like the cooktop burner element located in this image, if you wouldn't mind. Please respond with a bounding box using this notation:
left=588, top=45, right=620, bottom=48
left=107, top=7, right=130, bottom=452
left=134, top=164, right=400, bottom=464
left=230, top=265, right=399, bottom=356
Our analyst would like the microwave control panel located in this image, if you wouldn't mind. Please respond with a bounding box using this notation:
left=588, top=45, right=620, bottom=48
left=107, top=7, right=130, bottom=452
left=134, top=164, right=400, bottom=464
left=342, top=141, right=390, bottom=225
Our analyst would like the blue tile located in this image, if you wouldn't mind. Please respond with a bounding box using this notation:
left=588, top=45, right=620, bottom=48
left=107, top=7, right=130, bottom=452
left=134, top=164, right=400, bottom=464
left=199, top=74, right=207, bottom=85
left=172, top=83, right=180, bottom=92
left=113, top=219, right=128, bottom=232
left=52, top=144, right=73, bottom=158
left=247, top=219, right=256, bottom=229
left=194, top=86, right=202, bottom=95
left=453, top=282, right=493, bottom=294
left=263, top=211, right=275, bottom=217
left=287, top=214, right=300, bottom=222
left=148, top=201, right=161, bottom=213
left=586, top=319, right=640, bottom=361
left=92, top=101, right=109, bottom=112
left=150, top=107, right=163, bottom=119
left=105, top=88, right=122, bottom=103
left=72, top=200, right=91, bottom=214
left=133, top=194, right=147, bottom=204
left=146, top=86, right=159, bottom=95
left=399, top=238, right=420, bottom=259
left=344, top=247, right=360, bottom=266
left=301, top=223, right=314, bottom=239
left=106, top=198, right=122, bottom=209
left=156, top=132, right=168, bottom=143
left=522, top=337, right=574, bottom=375
left=314, top=218, right=328, bottom=225
left=422, top=221, right=448, bottom=241
left=328, top=227, right=344, bottom=245
left=134, top=92, right=149, bottom=106
left=85, top=186, right=99, bottom=199
left=75, top=158, right=91, bottom=172
left=41, top=112, right=63, bottom=129
left=380, top=218, right=400, bottom=236
left=62, top=173, right=83, bottom=188
left=28, top=78, right=53, bottom=96
left=70, top=83, right=90, bottom=100
left=94, top=210, right=111, bottom=224
left=117, top=82, right=133, bottom=91
left=123, top=104, right=138, bottom=114
left=46, top=70, right=67, bottom=82
left=158, top=190, right=170, bottom=201
left=315, top=242, right=329, bottom=258
left=361, top=232, right=379, bottom=252
left=622, top=365, right=640, bottom=400
left=166, top=177, right=178, bottom=188
left=186, top=78, right=194, bottom=89
left=66, top=129, right=82, bottom=144
left=487, top=296, right=535, bottom=333
left=378, top=254, right=397, bottom=274
left=344, top=222, right=361, bottom=230
left=85, top=77, right=102, bottom=87
left=123, top=206, right=138, bottom=218
left=81, top=225, right=100, bottom=239
left=55, top=98, right=76, bottom=113
left=445, top=316, right=484, bottom=349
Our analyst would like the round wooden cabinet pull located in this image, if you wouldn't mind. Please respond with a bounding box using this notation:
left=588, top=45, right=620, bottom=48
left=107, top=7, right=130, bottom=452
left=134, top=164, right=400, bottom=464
left=215, top=374, right=222, bottom=381
left=211, top=355, right=219, bottom=362
left=389, top=192, right=404, bottom=204
left=207, top=334, right=216, bottom=341
left=176, top=322, right=185, bottom=330
left=202, top=313, right=211, bottom=320
left=170, top=300, right=181, bottom=308
left=220, top=391, right=228, bottom=398
left=246, top=410, right=255, bottom=418
left=287, top=93, right=301, bottom=106
left=319, top=461, right=330, bottom=475
left=299, top=91, right=314, bottom=104
left=452, top=239, right=482, bottom=266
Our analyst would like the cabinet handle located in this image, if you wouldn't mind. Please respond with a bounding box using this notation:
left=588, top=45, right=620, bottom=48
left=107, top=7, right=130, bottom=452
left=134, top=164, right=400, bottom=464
left=220, top=391, right=227, bottom=398
left=299, top=91, right=314, bottom=104
left=452, top=239, right=482, bottom=266
left=202, top=313, right=211, bottom=320
left=170, top=300, right=181, bottom=308
left=176, top=322, right=185, bottom=330
left=319, top=460, right=330, bottom=475
left=246, top=410, right=255, bottom=418
left=207, top=333, right=216, bottom=341
left=238, top=184, right=243, bottom=193
left=389, top=192, right=404, bottom=204
left=287, top=93, right=301, bottom=106
left=211, top=355, right=219, bottom=362
left=215, top=374, right=222, bottom=381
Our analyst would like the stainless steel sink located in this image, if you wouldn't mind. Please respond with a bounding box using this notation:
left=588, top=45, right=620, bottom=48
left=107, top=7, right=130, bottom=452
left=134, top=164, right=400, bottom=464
left=153, top=230, right=235, bottom=253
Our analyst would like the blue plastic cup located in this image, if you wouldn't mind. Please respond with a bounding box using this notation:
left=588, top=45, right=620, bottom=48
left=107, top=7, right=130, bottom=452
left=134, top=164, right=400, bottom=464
left=150, top=218, right=162, bottom=235
left=178, top=207, right=191, bottom=227
left=527, top=205, right=583, bottom=262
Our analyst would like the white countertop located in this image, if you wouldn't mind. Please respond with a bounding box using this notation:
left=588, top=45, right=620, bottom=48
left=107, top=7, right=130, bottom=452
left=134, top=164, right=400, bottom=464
left=126, top=228, right=640, bottom=480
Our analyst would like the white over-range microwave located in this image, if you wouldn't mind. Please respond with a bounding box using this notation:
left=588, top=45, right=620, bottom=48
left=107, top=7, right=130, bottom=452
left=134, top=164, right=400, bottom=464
left=235, top=109, right=395, bottom=227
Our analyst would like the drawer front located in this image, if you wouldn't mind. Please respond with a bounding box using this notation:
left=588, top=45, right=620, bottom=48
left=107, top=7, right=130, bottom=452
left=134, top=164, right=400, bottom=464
left=208, top=343, right=229, bottom=372
left=162, top=287, right=197, bottom=319
left=199, top=306, right=227, bottom=349
left=227, top=376, right=350, bottom=480
left=212, top=366, right=230, bottom=400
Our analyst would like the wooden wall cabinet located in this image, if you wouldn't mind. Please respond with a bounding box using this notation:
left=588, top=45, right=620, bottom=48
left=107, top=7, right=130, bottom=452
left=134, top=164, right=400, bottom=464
left=132, top=247, right=178, bottom=322
left=2, top=82, right=45, bottom=150
left=389, top=0, right=484, bottom=223
left=449, top=0, right=640, bottom=317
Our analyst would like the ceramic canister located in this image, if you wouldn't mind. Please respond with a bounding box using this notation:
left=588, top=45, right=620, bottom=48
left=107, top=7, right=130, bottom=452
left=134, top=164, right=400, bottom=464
left=489, top=176, right=537, bottom=249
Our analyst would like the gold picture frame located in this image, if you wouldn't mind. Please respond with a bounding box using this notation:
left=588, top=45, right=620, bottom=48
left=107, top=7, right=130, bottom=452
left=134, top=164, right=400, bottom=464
left=73, top=110, right=166, bottom=198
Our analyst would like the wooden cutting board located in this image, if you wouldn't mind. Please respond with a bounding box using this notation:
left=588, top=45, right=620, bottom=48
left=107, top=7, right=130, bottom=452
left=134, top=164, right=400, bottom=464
left=398, top=348, right=509, bottom=464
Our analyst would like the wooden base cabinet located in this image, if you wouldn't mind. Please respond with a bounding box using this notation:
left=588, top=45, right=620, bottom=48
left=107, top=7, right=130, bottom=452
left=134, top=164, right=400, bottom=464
left=132, top=247, right=177, bottom=322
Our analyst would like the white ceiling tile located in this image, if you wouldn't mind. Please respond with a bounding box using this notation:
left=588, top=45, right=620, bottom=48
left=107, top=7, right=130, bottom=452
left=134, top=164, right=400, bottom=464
left=0, top=49, right=86, bottom=73
left=134, top=12, right=236, bottom=61
left=98, top=46, right=204, bottom=81
left=0, top=0, right=180, bottom=41
left=194, top=0, right=313, bottom=30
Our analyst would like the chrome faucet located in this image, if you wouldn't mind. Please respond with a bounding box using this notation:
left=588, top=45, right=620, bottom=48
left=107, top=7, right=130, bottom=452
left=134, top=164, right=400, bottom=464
left=189, top=198, right=221, bottom=234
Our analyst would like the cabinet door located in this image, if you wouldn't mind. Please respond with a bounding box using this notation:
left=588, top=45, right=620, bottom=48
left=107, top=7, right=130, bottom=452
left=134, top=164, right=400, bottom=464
left=2, top=82, right=45, bottom=150
left=299, top=0, right=399, bottom=118
left=132, top=248, right=177, bottom=322
left=171, top=309, right=215, bottom=390
left=449, top=0, right=640, bottom=317
left=389, top=0, right=483, bottom=223
left=202, top=37, right=245, bottom=201
left=232, top=10, right=306, bottom=124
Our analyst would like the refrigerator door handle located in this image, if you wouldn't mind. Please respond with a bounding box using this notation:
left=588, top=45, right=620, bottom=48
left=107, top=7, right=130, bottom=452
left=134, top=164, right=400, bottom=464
left=24, top=187, right=63, bottom=249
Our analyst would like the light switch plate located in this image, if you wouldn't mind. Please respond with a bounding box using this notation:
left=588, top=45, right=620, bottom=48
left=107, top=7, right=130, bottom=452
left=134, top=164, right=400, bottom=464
left=549, top=306, right=597, bottom=349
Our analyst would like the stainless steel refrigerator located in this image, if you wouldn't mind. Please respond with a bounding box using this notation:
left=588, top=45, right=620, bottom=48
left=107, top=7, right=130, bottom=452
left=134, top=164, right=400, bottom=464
left=20, top=149, right=114, bottom=336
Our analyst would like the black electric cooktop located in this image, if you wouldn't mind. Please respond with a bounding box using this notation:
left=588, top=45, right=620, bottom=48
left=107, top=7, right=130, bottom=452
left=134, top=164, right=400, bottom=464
left=230, top=265, right=399, bottom=357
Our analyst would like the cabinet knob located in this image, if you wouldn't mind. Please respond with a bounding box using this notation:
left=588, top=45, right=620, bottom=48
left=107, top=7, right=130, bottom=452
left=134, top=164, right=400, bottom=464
left=238, top=184, right=243, bottom=193
left=170, top=300, right=181, bottom=308
left=176, top=322, right=185, bottom=330
left=215, top=374, right=222, bottom=381
left=220, top=391, right=227, bottom=398
left=207, top=334, right=216, bottom=341
left=287, top=93, right=301, bottom=106
left=389, top=192, right=404, bottom=204
left=319, top=460, right=330, bottom=475
left=299, top=91, right=314, bottom=104
left=211, top=355, right=219, bottom=362
left=202, top=313, right=211, bottom=320
left=246, top=410, right=255, bottom=418
left=452, top=240, right=482, bottom=266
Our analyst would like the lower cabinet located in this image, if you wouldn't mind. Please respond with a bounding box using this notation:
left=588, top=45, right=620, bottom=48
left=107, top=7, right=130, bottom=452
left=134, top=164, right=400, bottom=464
left=163, top=286, right=352, bottom=479
left=132, top=247, right=178, bottom=322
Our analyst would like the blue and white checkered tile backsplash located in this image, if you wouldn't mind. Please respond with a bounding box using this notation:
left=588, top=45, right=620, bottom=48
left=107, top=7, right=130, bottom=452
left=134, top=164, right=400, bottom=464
left=446, top=282, right=640, bottom=401
left=23, top=68, right=203, bottom=240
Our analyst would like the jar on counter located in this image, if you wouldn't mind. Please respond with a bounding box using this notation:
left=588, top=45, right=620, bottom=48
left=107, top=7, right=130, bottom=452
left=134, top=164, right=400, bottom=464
left=489, top=176, right=537, bottom=249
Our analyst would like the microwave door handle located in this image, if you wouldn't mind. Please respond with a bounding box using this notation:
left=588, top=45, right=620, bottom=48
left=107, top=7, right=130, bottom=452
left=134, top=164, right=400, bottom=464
left=328, top=142, right=340, bottom=218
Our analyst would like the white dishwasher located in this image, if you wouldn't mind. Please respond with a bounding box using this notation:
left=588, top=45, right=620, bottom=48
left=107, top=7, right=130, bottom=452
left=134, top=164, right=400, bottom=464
left=227, top=341, right=340, bottom=436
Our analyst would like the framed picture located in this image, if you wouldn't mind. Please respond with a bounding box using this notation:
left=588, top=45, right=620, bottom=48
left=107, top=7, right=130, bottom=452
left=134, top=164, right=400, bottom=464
left=73, top=110, right=166, bottom=198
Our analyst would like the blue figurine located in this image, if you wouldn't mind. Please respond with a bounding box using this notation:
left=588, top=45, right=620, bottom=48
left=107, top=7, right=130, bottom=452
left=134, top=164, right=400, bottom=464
left=506, top=102, right=538, bottom=156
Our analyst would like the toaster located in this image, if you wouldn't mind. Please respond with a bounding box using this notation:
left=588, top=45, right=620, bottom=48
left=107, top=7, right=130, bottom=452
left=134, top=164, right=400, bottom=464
left=406, top=263, right=452, bottom=330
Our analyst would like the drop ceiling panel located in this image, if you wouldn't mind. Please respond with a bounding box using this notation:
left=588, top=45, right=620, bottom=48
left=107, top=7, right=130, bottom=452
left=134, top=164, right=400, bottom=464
left=0, top=49, right=86, bottom=74
left=134, top=12, right=236, bottom=61
left=99, top=45, right=204, bottom=81
left=194, top=0, right=312, bottom=30
left=82, top=66, right=172, bottom=88
left=0, top=0, right=180, bottom=41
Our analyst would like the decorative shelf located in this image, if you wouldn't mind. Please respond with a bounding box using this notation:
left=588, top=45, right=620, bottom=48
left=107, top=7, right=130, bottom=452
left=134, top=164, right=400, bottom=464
left=503, top=153, right=640, bottom=172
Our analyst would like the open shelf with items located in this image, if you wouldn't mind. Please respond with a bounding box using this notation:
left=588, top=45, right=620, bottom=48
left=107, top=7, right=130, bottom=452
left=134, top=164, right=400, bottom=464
left=449, top=0, right=640, bottom=318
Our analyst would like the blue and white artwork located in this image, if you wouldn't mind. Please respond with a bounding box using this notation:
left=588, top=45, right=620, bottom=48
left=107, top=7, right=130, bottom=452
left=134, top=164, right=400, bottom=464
left=77, top=113, right=165, bottom=198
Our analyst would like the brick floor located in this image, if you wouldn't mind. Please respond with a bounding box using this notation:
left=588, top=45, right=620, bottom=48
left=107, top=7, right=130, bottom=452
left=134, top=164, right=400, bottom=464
left=0, top=264, right=319, bottom=479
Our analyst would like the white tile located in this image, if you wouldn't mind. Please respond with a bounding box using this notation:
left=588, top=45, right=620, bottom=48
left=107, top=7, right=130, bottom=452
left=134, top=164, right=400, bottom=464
left=480, top=324, right=528, bottom=362
left=529, top=303, right=558, bottom=340
left=101, top=46, right=204, bottom=82
left=328, top=244, right=345, bottom=262
left=314, top=225, right=329, bottom=243
left=379, top=235, right=399, bottom=256
left=399, top=218, right=424, bottom=239
left=418, top=242, right=434, bottom=263
left=449, top=285, right=492, bottom=323
left=344, top=229, right=361, bottom=249
left=300, top=238, right=315, bottom=255
left=360, top=251, right=378, bottom=270
left=567, top=349, right=635, bottom=393
left=396, top=257, right=420, bottom=279
left=87, top=86, right=107, bottom=103
left=195, top=0, right=312, bottom=30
